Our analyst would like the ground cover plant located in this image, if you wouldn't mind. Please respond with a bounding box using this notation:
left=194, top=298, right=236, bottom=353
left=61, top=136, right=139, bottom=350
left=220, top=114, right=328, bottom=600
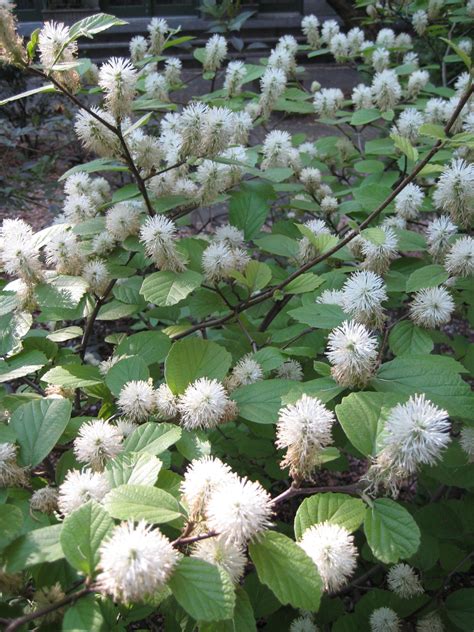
left=0, top=0, right=473, bottom=629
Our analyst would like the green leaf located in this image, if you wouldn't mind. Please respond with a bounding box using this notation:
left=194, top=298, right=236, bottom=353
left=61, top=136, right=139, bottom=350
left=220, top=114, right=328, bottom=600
left=388, top=320, right=434, bottom=356
left=60, top=158, right=128, bottom=181
left=336, top=392, right=405, bottom=456
left=406, top=265, right=449, bottom=292
left=165, top=338, right=232, bottom=394
left=62, top=595, right=105, bottom=631
left=350, top=108, right=381, bottom=125
left=372, top=355, right=474, bottom=419
left=254, top=234, right=299, bottom=259
left=294, top=493, right=366, bottom=540
left=116, top=331, right=171, bottom=366
left=35, top=276, right=89, bottom=309
left=285, top=273, right=323, bottom=295
left=69, top=13, right=127, bottom=39
left=441, top=37, right=472, bottom=69
left=249, top=531, right=322, bottom=611
left=169, top=557, right=236, bottom=621
left=0, top=350, right=47, bottom=383
left=200, top=587, right=257, bottom=632
left=419, top=123, right=446, bottom=140
left=106, top=451, right=162, bottom=487
left=0, top=311, right=32, bottom=355
left=0, top=505, right=23, bottom=550
left=289, top=304, right=347, bottom=329
left=354, top=160, right=385, bottom=174
left=229, top=183, right=273, bottom=239
left=123, top=422, right=182, bottom=455
left=140, top=270, right=202, bottom=306
left=364, top=499, right=420, bottom=564
left=4, top=524, right=63, bottom=572
left=232, top=379, right=295, bottom=424
left=390, top=133, right=418, bottom=162
left=445, top=588, right=474, bottom=631
left=240, top=261, right=272, bottom=292
left=60, top=501, right=114, bottom=575
left=0, top=84, right=56, bottom=106
left=46, top=326, right=83, bottom=342
left=103, top=484, right=182, bottom=523
left=10, top=398, right=72, bottom=467
left=105, top=356, right=149, bottom=396
left=42, top=364, right=103, bottom=388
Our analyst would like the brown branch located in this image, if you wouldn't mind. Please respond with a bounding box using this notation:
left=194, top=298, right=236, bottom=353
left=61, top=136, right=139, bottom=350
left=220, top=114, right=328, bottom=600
left=79, top=279, right=117, bottom=362
left=172, top=530, right=219, bottom=547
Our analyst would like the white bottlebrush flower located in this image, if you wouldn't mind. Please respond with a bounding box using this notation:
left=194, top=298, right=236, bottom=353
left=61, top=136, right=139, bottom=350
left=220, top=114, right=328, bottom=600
left=227, top=355, right=263, bottom=391
left=298, top=142, right=318, bottom=157
left=412, top=10, right=428, bottom=36
left=426, top=215, right=457, bottom=260
left=192, top=536, right=246, bottom=584
left=259, top=67, right=287, bottom=118
left=45, top=228, right=83, bottom=275
left=416, top=612, right=445, bottom=632
left=196, top=160, right=230, bottom=203
left=352, top=84, right=373, bottom=110
left=347, top=27, right=365, bottom=54
left=262, top=130, right=293, bottom=169
left=317, top=289, right=345, bottom=306
left=299, top=522, right=357, bottom=592
left=276, top=395, right=335, bottom=479
left=202, top=242, right=249, bottom=282
left=371, top=70, right=402, bottom=111
left=276, top=359, right=304, bottom=381
left=98, top=521, right=178, bottom=603
left=297, top=218, right=331, bottom=264
left=1, top=224, right=42, bottom=285
left=320, top=196, right=338, bottom=215
left=64, top=171, right=91, bottom=197
left=458, top=38, right=472, bottom=56
left=127, top=129, right=163, bottom=177
left=203, top=34, right=227, bottom=72
left=361, top=226, right=399, bottom=274
left=394, top=183, right=424, bottom=219
left=321, top=19, right=340, bottom=44
left=129, top=35, right=148, bottom=63
left=164, top=57, right=182, bottom=87
left=444, top=236, right=474, bottom=277
left=424, top=97, right=448, bottom=124
left=0, top=443, right=27, bottom=487
left=105, top=202, right=141, bottom=241
left=409, top=286, right=455, bottom=328
left=329, top=33, right=349, bottom=62
left=73, top=419, right=123, bottom=471
left=92, top=232, right=116, bottom=256
left=38, top=21, right=77, bottom=68
left=301, top=14, right=320, bottom=49
left=376, top=28, right=395, bottom=48
left=370, top=607, right=401, bottom=632
left=144, top=71, right=169, bottom=101
left=179, top=101, right=209, bottom=156
left=155, top=383, right=178, bottom=419
left=454, top=72, right=471, bottom=97
left=117, top=380, right=155, bottom=422
left=62, top=193, right=96, bottom=223
left=214, top=224, right=245, bottom=248
left=30, top=486, right=58, bottom=514
left=372, top=48, right=390, bottom=73
left=299, top=167, right=322, bottom=195
left=114, top=418, right=138, bottom=438
left=313, top=88, right=344, bottom=118
left=290, top=615, right=319, bottom=632
left=326, top=320, right=378, bottom=388
left=99, top=57, right=137, bottom=119
left=407, top=70, right=430, bottom=99
left=460, top=426, right=474, bottom=462
left=147, top=17, right=169, bottom=55
left=177, top=378, right=230, bottom=430
left=433, top=159, right=474, bottom=227
left=74, top=106, right=118, bottom=157
left=231, top=110, right=253, bottom=144
left=387, top=563, right=424, bottom=598
left=0, top=0, right=26, bottom=65
left=206, top=476, right=273, bottom=544
left=341, top=270, right=387, bottom=328
left=82, top=258, right=110, bottom=295
left=463, top=111, right=474, bottom=134
left=139, top=215, right=185, bottom=272
left=181, top=456, right=235, bottom=518
left=201, top=107, right=236, bottom=156
left=58, top=469, right=110, bottom=515
left=392, top=108, right=425, bottom=143
left=223, top=60, right=246, bottom=97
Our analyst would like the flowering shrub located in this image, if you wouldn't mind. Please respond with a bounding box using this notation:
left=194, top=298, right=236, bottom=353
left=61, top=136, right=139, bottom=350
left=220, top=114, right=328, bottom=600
left=0, top=1, right=473, bottom=630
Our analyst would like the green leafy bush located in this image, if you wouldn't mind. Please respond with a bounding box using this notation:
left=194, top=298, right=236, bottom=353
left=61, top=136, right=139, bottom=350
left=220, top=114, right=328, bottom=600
left=0, top=1, right=473, bottom=630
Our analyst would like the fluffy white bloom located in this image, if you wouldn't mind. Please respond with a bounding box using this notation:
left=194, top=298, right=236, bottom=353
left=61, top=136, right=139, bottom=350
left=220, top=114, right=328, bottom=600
left=299, top=167, right=321, bottom=195
left=62, top=193, right=97, bottom=223
left=341, top=270, right=387, bottom=327
left=0, top=0, right=26, bottom=65
left=0, top=443, right=27, bottom=487
left=444, top=236, right=474, bottom=277
left=329, top=33, right=349, bottom=62
left=302, top=14, right=320, bottom=49
left=424, top=97, right=447, bottom=124
left=463, top=111, right=474, bottom=134
left=73, top=419, right=123, bottom=471
left=192, top=536, right=246, bottom=584
left=64, top=172, right=91, bottom=197
left=407, top=70, right=430, bottom=99
left=376, top=28, right=395, bottom=48
left=206, top=476, right=273, bottom=544
left=224, top=60, right=246, bottom=97
left=201, top=107, right=236, bottom=156
left=458, top=38, right=473, bottom=56
left=74, top=106, right=118, bottom=157
left=99, top=57, right=137, bottom=119
left=276, top=395, right=335, bottom=479
left=98, top=521, right=178, bottom=603
left=1, top=219, right=42, bottom=284
left=196, top=160, right=229, bottom=203
left=58, top=469, right=110, bottom=515
left=371, top=70, right=402, bottom=111
left=326, top=320, right=378, bottom=388
left=426, top=215, right=457, bottom=260
left=231, top=110, right=253, bottom=144
left=299, top=141, right=318, bottom=157
left=82, top=258, right=110, bottom=295
left=214, top=224, right=244, bottom=248
left=347, top=27, right=365, bottom=54
left=114, top=419, right=138, bottom=437
left=299, top=522, right=357, bottom=592
left=321, top=19, right=340, bottom=44
left=204, top=34, right=227, bottom=72
left=139, top=215, right=185, bottom=272
left=117, top=380, right=155, bottom=422
left=38, top=21, right=76, bottom=68
left=372, top=48, right=390, bottom=73
left=352, top=84, right=373, bottom=110
left=409, top=286, right=455, bottom=328
left=45, top=227, right=83, bottom=275
left=290, top=615, right=319, bottom=632
left=317, top=289, right=344, bottom=306
left=202, top=241, right=249, bottom=282
left=297, top=218, right=331, bottom=264
left=460, top=426, right=474, bottom=462
left=361, top=226, right=398, bottom=274
left=92, top=232, right=116, bottom=256
left=454, top=72, right=471, bottom=97
left=262, top=130, right=293, bottom=169
left=314, top=88, right=344, bottom=118
left=164, top=57, right=182, bottom=86
left=227, top=356, right=263, bottom=391
left=179, top=101, right=209, bottom=155
left=395, top=183, right=424, bottom=219
left=155, top=383, right=178, bottom=419
left=268, top=48, right=294, bottom=74
left=259, top=67, right=287, bottom=118
left=370, top=607, right=401, bottom=632
left=129, top=35, right=148, bottom=63
left=412, top=10, right=428, bottom=36
left=321, top=195, right=338, bottom=214
left=276, top=359, right=304, bottom=381
left=416, top=613, right=445, bottom=632
left=181, top=456, right=235, bottom=518
left=392, top=108, right=424, bottom=143
left=147, top=17, right=169, bottom=55
left=403, top=51, right=418, bottom=66
left=30, top=486, right=58, bottom=514
left=144, top=72, right=168, bottom=101
left=177, top=378, right=230, bottom=430
left=387, top=563, right=424, bottom=598
left=105, top=202, right=141, bottom=241
left=433, top=159, right=474, bottom=227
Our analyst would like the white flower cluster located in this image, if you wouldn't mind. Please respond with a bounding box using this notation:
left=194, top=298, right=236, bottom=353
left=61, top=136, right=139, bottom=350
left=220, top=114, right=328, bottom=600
left=202, top=226, right=249, bottom=283
left=73, top=419, right=124, bottom=471
left=326, top=320, right=378, bottom=388
left=0, top=442, right=27, bottom=488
